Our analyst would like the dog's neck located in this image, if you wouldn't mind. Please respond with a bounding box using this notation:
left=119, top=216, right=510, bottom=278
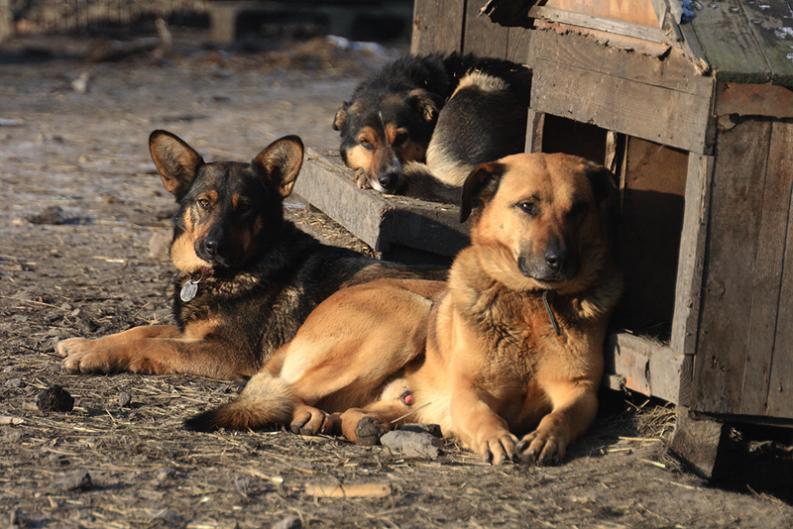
left=449, top=246, right=621, bottom=325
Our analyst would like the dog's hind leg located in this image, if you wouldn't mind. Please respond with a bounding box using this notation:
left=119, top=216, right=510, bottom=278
left=337, top=399, right=412, bottom=445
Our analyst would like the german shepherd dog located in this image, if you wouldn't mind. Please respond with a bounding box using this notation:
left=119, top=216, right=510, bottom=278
left=56, top=131, right=441, bottom=379
left=333, top=53, right=529, bottom=198
left=187, top=152, right=622, bottom=465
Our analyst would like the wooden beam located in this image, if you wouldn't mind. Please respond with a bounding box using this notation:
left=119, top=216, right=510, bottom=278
left=531, top=58, right=714, bottom=154
left=462, top=0, right=510, bottom=58
left=294, top=149, right=468, bottom=259
left=716, top=83, right=793, bottom=119
left=668, top=407, right=726, bottom=480
left=604, top=333, right=682, bottom=404
left=530, top=28, right=712, bottom=97
left=671, top=154, right=714, bottom=405
left=528, top=5, right=667, bottom=43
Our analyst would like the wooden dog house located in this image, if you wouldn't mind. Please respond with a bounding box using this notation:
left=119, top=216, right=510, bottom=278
left=296, top=0, right=793, bottom=474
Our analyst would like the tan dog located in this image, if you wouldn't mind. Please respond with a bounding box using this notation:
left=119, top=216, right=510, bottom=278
left=187, top=152, right=622, bottom=465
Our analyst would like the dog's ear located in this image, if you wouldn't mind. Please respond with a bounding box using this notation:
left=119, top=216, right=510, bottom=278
left=585, top=163, right=618, bottom=207
left=333, top=101, right=350, bottom=131
left=586, top=163, right=620, bottom=236
left=149, top=130, right=204, bottom=198
left=408, top=89, right=441, bottom=123
left=459, top=162, right=505, bottom=223
left=252, top=135, right=304, bottom=198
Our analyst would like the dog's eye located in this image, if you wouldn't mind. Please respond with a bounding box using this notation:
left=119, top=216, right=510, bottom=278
left=392, top=132, right=408, bottom=147
left=359, top=139, right=374, bottom=150
left=197, top=198, right=211, bottom=210
left=567, top=201, right=588, bottom=219
left=516, top=201, right=539, bottom=217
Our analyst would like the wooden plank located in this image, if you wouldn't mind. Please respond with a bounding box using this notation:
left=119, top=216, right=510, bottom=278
left=689, top=0, right=772, bottom=84
left=764, top=122, right=793, bottom=419
left=463, top=0, right=509, bottom=58
left=524, top=109, right=544, bottom=153
left=716, top=83, right=793, bottom=119
left=739, top=0, right=793, bottom=87
left=506, top=26, right=532, bottom=64
left=548, top=0, right=661, bottom=28
left=671, top=154, right=714, bottom=406
left=737, top=121, right=793, bottom=416
left=528, top=5, right=666, bottom=43
left=691, top=120, right=773, bottom=415
left=531, top=59, right=713, bottom=153
left=294, top=149, right=468, bottom=258
left=411, top=0, right=466, bottom=55
left=604, top=333, right=681, bottom=403
left=530, top=28, right=712, bottom=97
left=615, top=137, right=687, bottom=337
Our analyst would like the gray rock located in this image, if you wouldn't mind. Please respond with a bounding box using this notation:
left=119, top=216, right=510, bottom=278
left=396, top=423, right=442, bottom=437
left=380, top=430, right=442, bottom=459
left=36, top=385, right=74, bottom=412
left=59, top=470, right=93, bottom=491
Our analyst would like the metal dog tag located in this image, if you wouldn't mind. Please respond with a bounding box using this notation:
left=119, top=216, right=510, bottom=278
left=180, top=279, right=199, bottom=302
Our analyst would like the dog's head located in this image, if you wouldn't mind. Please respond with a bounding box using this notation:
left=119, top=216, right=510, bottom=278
left=149, top=130, right=304, bottom=274
left=460, top=152, right=616, bottom=294
left=333, top=89, right=441, bottom=193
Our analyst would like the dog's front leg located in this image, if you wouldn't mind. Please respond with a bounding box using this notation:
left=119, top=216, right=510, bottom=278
left=517, top=381, right=598, bottom=465
left=60, top=331, right=256, bottom=379
left=450, top=381, right=517, bottom=465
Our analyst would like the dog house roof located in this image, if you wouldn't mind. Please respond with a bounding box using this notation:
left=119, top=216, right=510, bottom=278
left=483, top=0, right=793, bottom=87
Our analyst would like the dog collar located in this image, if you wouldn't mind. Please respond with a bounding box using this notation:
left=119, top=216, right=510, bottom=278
left=542, top=291, right=561, bottom=336
left=180, top=270, right=208, bottom=303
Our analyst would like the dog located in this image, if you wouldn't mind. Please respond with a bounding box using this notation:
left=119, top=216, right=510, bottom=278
left=56, top=131, right=442, bottom=379
left=186, top=152, right=622, bottom=465
left=333, top=53, right=529, bottom=197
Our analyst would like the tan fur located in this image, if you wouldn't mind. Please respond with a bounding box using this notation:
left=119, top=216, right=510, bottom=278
left=451, top=70, right=508, bottom=98
left=199, top=153, right=621, bottom=464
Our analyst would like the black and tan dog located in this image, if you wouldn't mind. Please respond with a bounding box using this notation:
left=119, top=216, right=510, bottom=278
left=333, top=53, right=529, bottom=197
left=187, top=152, right=622, bottom=465
left=56, top=131, right=440, bottom=379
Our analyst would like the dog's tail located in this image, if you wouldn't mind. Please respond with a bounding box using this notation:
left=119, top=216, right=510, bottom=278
left=401, top=161, right=461, bottom=204
left=184, top=373, right=294, bottom=431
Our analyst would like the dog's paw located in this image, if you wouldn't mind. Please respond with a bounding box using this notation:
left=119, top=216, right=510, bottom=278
left=63, top=349, right=124, bottom=374
left=290, top=405, right=337, bottom=436
left=56, top=337, right=90, bottom=358
left=517, top=429, right=565, bottom=466
left=354, top=416, right=388, bottom=446
left=477, top=431, right=519, bottom=465
left=354, top=168, right=371, bottom=190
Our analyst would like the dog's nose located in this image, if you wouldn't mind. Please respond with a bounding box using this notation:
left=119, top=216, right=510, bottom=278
left=378, top=170, right=399, bottom=190
left=203, top=239, right=218, bottom=257
left=544, top=240, right=567, bottom=272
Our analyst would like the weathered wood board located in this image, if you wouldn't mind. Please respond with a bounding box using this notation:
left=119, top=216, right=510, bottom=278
left=529, top=29, right=714, bottom=154
left=411, top=0, right=466, bottom=55
left=294, top=149, right=469, bottom=260
left=691, top=119, right=793, bottom=418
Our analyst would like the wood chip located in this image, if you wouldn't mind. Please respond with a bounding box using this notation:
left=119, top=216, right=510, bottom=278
left=0, top=415, right=24, bottom=425
left=304, top=482, right=391, bottom=498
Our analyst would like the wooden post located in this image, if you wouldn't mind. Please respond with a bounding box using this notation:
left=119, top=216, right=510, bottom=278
left=668, top=407, right=726, bottom=480
left=0, top=0, right=13, bottom=42
left=524, top=110, right=544, bottom=153
left=671, top=153, right=714, bottom=405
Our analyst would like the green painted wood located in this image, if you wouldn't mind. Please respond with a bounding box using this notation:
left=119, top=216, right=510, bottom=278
left=739, top=0, right=793, bottom=87
left=689, top=0, right=773, bottom=84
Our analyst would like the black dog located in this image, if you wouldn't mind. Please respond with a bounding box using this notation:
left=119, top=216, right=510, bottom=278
left=333, top=53, right=530, bottom=198
left=57, top=131, right=442, bottom=379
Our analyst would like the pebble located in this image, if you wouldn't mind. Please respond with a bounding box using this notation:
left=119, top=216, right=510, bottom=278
left=4, top=378, right=24, bottom=389
left=36, top=385, right=74, bottom=412
left=59, top=470, right=93, bottom=491
left=380, top=430, right=442, bottom=459
left=118, top=391, right=132, bottom=407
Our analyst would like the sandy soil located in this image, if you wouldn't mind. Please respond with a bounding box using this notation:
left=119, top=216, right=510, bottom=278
left=1, top=36, right=792, bottom=529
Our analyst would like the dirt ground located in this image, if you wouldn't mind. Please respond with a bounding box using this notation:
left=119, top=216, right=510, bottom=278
left=1, top=35, right=792, bottom=529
